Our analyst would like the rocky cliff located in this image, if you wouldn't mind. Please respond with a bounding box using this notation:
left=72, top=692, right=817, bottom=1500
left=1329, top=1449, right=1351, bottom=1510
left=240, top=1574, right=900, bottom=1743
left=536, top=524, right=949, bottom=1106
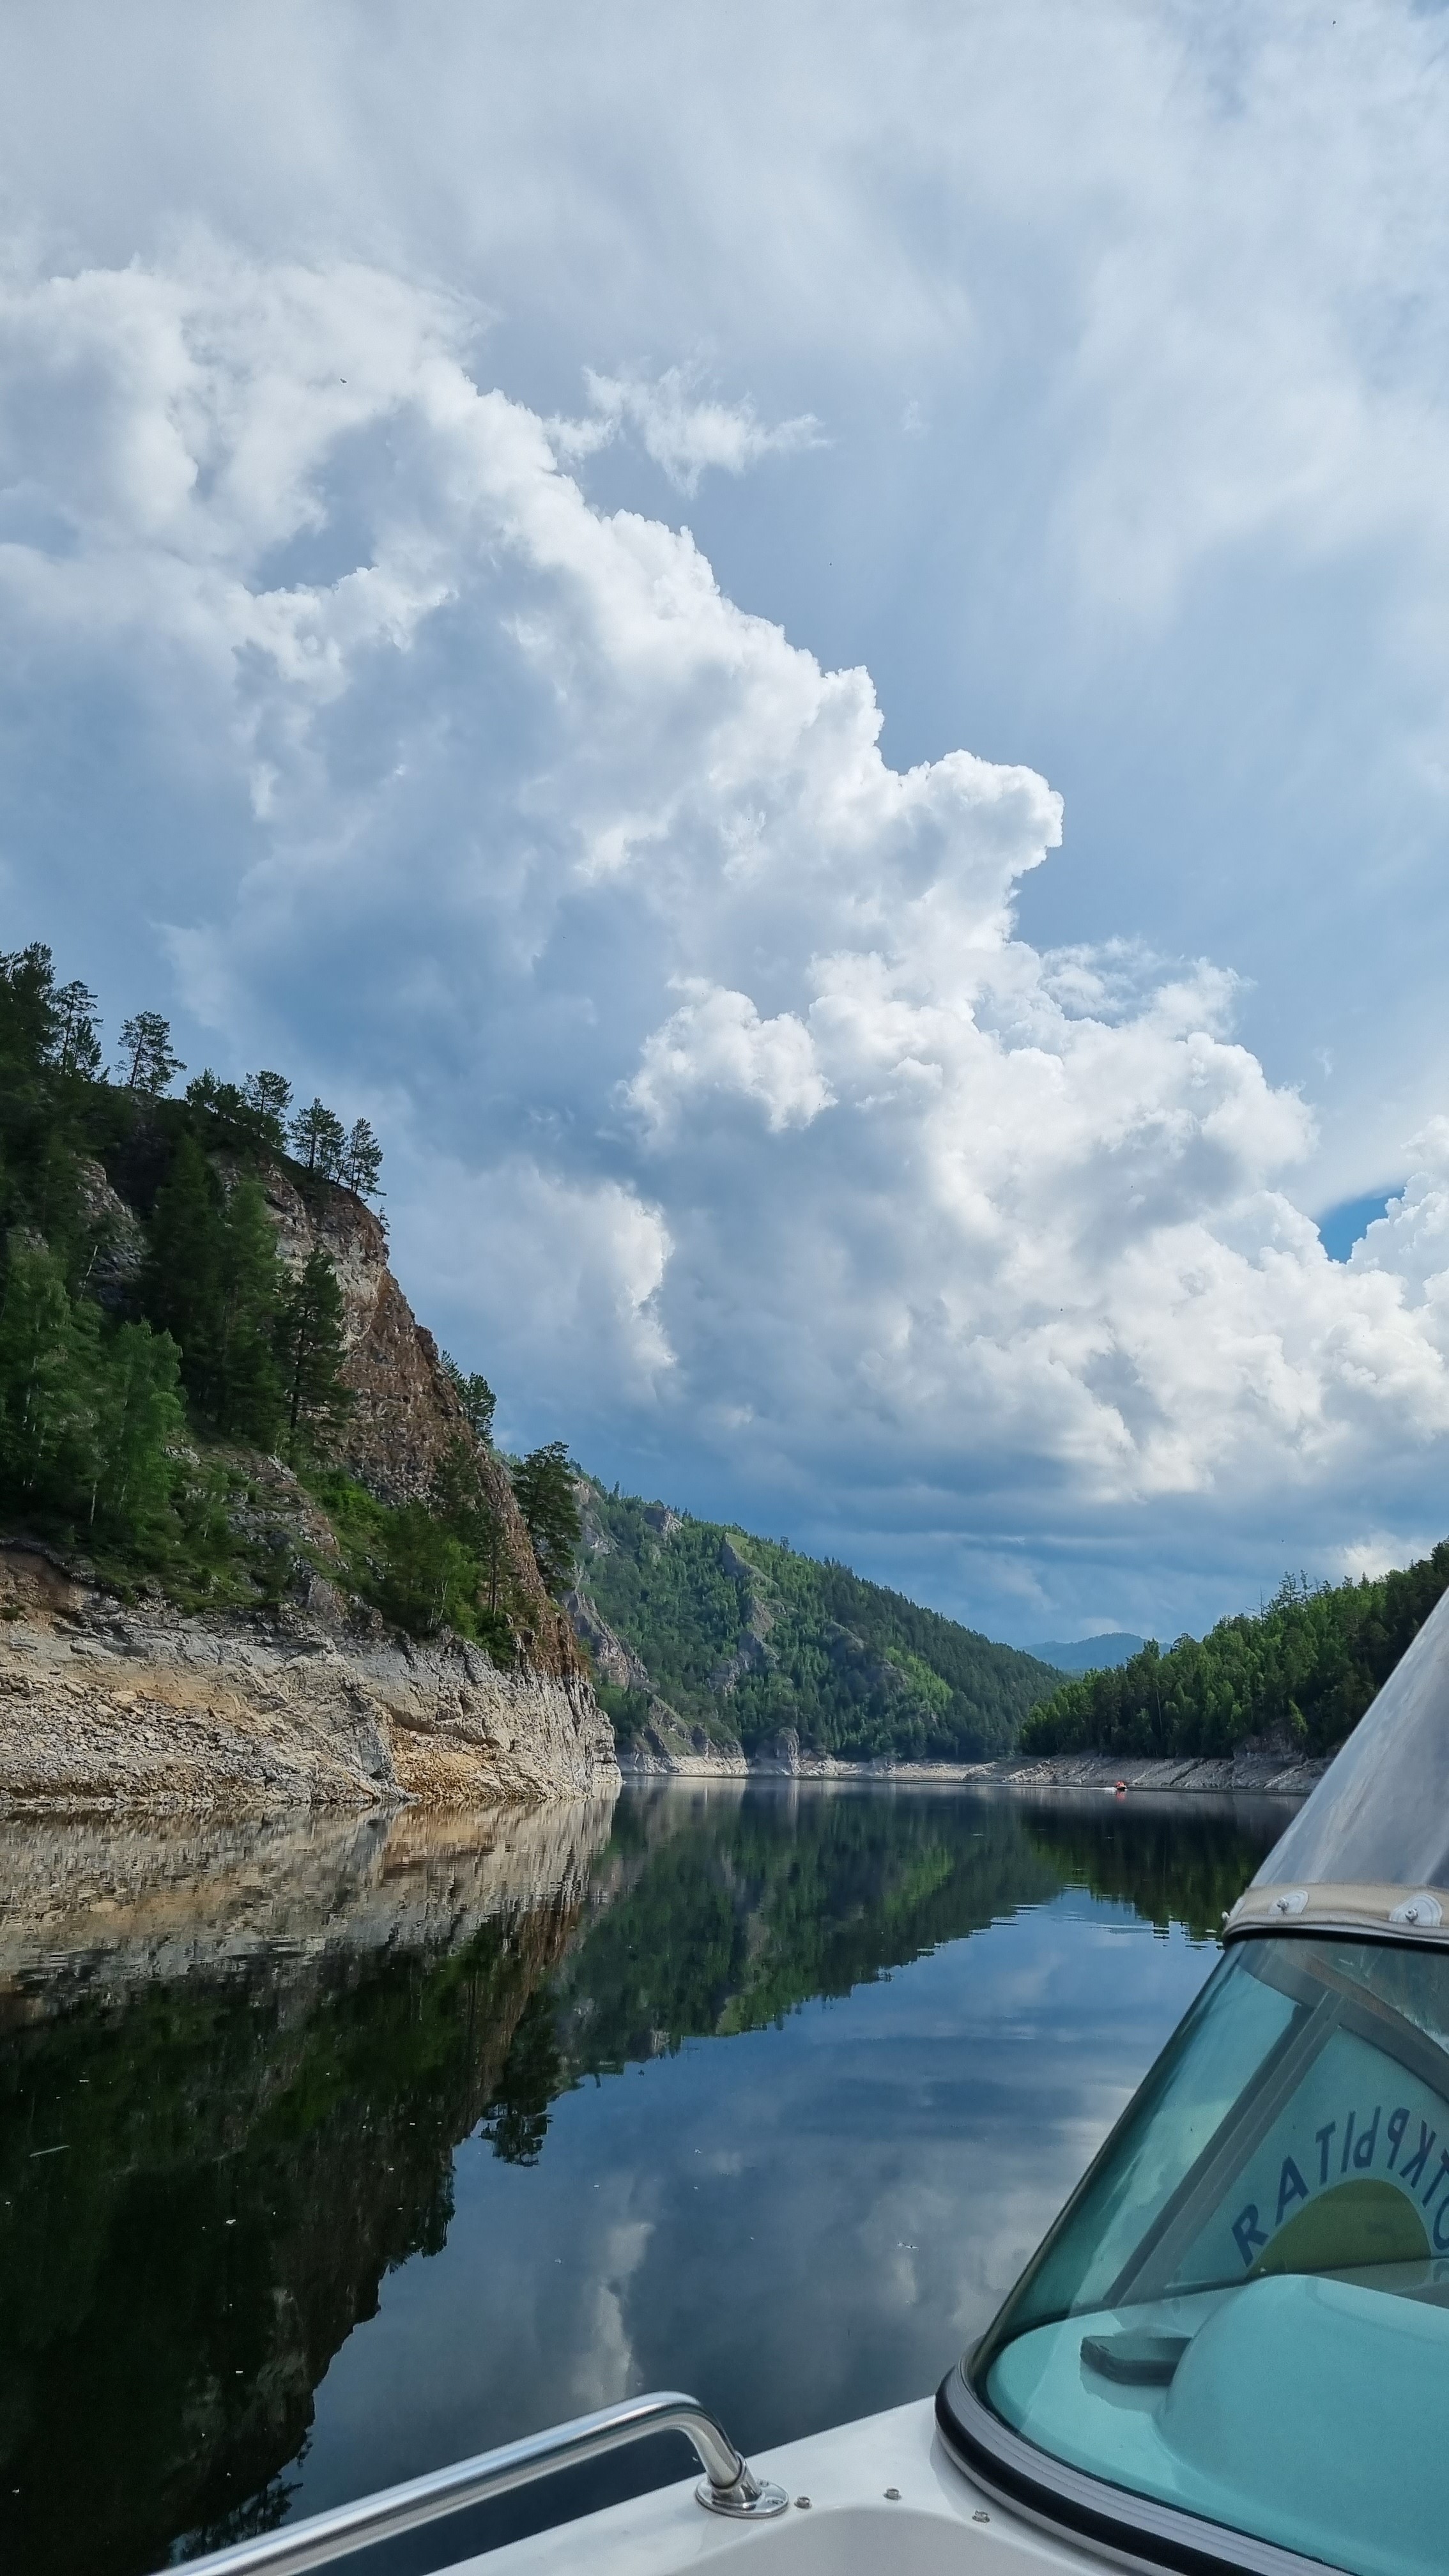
left=261, top=1163, right=580, bottom=1680
left=77, top=1140, right=584, bottom=1681
left=0, top=1542, right=618, bottom=1814
left=1, top=1138, right=622, bottom=1812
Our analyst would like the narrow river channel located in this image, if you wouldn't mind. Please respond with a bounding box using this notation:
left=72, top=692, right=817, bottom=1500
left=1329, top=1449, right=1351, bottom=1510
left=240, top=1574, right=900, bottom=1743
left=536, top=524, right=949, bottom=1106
left=0, top=1782, right=1296, bottom=2576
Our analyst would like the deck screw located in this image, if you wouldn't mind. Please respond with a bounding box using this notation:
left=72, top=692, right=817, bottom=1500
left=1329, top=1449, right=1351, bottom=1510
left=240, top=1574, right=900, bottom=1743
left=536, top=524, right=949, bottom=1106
left=973, top=2508, right=990, bottom=2522
left=794, top=2496, right=811, bottom=2510
left=884, top=2487, right=901, bottom=2500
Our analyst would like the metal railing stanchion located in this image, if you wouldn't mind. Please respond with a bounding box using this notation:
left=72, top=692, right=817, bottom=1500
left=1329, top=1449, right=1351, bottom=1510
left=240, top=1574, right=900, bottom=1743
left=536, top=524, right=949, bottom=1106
left=178, top=2389, right=789, bottom=2576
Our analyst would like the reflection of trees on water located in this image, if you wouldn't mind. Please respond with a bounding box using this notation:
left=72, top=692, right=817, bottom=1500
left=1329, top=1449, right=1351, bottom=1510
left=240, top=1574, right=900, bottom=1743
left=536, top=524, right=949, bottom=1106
left=0, top=1788, right=1288, bottom=2576
left=552, top=1785, right=1289, bottom=2074
left=1017, top=1793, right=1289, bottom=1943
left=0, top=1811, right=607, bottom=2576
left=551, top=1789, right=1061, bottom=2071
left=1, top=1910, right=581, bottom=2576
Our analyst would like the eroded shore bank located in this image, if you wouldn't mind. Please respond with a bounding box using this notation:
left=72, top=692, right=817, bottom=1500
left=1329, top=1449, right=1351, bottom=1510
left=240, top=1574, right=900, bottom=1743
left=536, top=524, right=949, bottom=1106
left=0, top=1544, right=618, bottom=1815
left=619, top=1733, right=1327, bottom=1796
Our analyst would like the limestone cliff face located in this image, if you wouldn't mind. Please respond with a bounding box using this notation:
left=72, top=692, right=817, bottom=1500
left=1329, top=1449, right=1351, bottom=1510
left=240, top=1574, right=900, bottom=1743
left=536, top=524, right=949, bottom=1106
left=256, top=1163, right=583, bottom=1683
left=564, top=1586, right=650, bottom=1692
left=0, top=1546, right=618, bottom=1814
left=8, top=1144, right=614, bottom=1810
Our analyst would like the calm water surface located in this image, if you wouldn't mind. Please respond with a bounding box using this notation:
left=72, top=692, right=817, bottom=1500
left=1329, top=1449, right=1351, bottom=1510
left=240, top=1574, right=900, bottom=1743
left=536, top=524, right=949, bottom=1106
left=0, top=1782, right=1297, bottom=2575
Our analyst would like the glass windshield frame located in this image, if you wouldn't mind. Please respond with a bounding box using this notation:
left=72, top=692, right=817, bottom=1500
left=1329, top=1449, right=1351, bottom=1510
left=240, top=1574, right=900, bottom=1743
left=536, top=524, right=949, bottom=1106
left=937, top=1930, right=1449, bottom=2576
left=1237, top=1588, right=1449, bottom=1909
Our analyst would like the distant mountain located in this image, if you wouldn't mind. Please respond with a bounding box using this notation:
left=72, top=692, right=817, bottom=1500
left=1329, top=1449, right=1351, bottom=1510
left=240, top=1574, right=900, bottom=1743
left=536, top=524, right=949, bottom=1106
left=1032, top=1633, right=1145, bottom=1675
left=569, top=1482, right=1062, bottom=1764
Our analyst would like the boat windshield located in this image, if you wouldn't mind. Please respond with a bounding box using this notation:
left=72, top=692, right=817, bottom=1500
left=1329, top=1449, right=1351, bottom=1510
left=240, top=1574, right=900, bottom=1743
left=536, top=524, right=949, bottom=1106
left=968, top=1933, right=1449, bottom=2576
left=1253, top=1643, right=1449, bottom=1897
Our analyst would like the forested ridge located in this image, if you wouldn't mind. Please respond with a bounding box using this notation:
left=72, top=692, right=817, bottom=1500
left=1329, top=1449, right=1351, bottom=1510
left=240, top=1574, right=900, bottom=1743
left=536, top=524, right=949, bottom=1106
left=1020, top=1551, right=1449, bottom=1761
left=0, top=940, right=577, bottom=1654
left=575, top=1483, right=1062, bottom=1762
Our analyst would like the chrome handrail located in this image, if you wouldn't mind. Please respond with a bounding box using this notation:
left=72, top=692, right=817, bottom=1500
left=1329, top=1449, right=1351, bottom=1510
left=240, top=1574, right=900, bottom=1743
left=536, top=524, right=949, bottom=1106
left=179, top=2390, right=790, bottom=2576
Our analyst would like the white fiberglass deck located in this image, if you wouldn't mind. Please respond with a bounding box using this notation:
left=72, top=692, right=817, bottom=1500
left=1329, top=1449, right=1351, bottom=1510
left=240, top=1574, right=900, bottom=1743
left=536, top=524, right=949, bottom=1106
left=479, top=2402, right=1092, bottom=2576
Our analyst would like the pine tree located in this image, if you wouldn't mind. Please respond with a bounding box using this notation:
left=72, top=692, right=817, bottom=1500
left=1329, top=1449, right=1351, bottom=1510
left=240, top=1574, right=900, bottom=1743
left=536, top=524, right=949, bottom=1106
left=0, top=947, right=84, bottom=1250
left=510, top=1441, right=582, bottom=1598
left=245, top=1071, right=293, bottom=1151
left=276, top=1248, right=351, bottom=1449
left=290, top=1098, right=346, bottom=1177
left=379, top=1502, right=477, bottom=1637
left=441, top=1353, right=496, bottom=1445
left=0, top=944, right=61, bottom=1087
left=0, top=1243, right=91, bottom=1503
left=341, top=1117, right=383, bottom=1199
left=213, top=1178, right=286, bottom=1446
left=54, top=981, right=103, bottom=1079
left=118, top=1011, right=185, bottom=1097
left=88, top=1321, right=184, bottom=1534
left=431, top=1433, right=512, bottom=1636
left=141, top=1135, right=226, bottom=1413
left=186, top=1069, right=293, bottom=1160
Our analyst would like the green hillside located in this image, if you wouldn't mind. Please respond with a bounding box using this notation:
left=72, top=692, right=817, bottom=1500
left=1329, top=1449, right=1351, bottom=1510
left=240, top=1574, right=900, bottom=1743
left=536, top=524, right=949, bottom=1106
left=572, top=1482, right=1062, bottom=1762
left=1020, top=1551, right=1449, bottom=1762
left=0, top=940, right=560, bottom=1651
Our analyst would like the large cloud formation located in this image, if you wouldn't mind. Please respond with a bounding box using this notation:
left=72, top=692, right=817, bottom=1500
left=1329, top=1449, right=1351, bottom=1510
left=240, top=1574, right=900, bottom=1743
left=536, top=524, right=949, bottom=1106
left=3, top=248, right=1447, bottom=1635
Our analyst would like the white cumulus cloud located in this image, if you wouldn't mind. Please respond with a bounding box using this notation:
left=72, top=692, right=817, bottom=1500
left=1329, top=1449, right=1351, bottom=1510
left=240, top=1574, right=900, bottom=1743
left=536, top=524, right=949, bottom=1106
left=575, top=364, right=823, bottom=494
left=627, top=982, right=833, bottom=1137
left=3, top=241, right=1449, bottom=1631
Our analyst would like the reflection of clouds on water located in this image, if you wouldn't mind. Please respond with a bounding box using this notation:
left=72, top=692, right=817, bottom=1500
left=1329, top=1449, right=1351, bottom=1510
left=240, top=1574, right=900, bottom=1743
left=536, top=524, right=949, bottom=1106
left=569, top=2218, right=656, bottom=2415
left=288, top=1898, right=1215, bottom=2511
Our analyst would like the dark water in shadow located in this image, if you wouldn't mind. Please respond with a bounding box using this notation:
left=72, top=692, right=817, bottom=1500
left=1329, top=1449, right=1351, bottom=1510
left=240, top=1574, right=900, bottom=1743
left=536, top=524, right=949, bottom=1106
left=0, top=1782, right=1296, bottom=2575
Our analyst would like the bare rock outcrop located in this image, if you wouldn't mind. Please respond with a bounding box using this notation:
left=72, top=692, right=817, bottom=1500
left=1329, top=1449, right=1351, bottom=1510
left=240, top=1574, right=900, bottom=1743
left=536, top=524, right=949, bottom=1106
left=0, top=1547, right=618, bottom=1816
left=987, top=1743, right=1329, bottom=1796
left=564, top=1588, right=651, bottom=1690
left=75, top=1154, right=146, bottom=1305
left=611, top=1720, right=1327, bottom=1792
left=615, top=1701, right=748, bottom=1776
left=255, top=1163, right=583, bottom=1683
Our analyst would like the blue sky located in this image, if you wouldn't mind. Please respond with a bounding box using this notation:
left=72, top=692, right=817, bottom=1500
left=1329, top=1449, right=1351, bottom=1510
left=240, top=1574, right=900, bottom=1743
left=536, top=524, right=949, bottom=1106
left=4, top=2, right=1449, bottom=1644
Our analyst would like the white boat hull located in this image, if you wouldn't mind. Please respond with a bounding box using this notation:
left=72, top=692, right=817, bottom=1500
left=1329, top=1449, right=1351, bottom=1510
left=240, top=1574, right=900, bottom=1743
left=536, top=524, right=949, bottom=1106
left=480, top=2400, right=1095, bottom=2575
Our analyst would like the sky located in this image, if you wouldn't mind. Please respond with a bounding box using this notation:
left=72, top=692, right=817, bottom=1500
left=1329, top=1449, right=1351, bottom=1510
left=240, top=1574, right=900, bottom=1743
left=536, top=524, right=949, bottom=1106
left=3, top=1, right=1449, bottom=1645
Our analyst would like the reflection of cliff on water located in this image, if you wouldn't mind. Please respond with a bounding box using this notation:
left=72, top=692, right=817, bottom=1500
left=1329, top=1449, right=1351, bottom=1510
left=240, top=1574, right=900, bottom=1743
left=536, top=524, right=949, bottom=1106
left=0, top=1802, right=615, bottom=2576
left=0, top=1784, right=1289, bottom=2576
left=0, top=1802, right=617, bottom=1998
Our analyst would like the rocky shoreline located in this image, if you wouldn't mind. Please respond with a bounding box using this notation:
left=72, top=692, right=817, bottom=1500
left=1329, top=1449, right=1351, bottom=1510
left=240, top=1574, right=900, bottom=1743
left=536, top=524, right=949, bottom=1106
left=0, top=1545, right=618, bottom=1816
left=619, top=1728, right=1327, bottom=1797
